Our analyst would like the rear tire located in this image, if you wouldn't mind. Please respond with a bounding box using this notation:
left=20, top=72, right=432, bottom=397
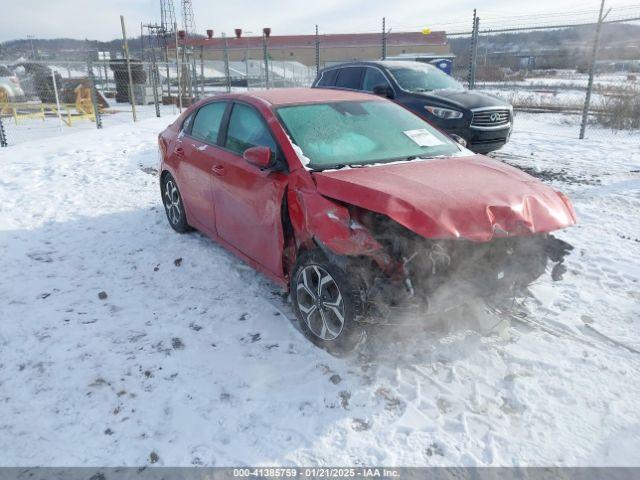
left=161, top=173, right=190, bottom=233
left=290, top=250, right=365, bottom=356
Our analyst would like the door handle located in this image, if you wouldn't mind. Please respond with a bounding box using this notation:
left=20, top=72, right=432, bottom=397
left=212, top=164, right=226, bottom=176
left=175, top=146, right=185, bottom=156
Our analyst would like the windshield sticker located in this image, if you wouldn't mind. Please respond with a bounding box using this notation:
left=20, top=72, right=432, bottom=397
left=403, top=129, right=444, bottom=147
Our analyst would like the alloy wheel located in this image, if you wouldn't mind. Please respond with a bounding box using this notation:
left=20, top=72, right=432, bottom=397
left=163, top=179, right=181, bottom=225
left=295, top=265, right=346, bottom=341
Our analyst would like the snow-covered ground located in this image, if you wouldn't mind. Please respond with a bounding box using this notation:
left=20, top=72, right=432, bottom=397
left=0, top=112, right=639, bottom=467
left=477, top=71, right=638, bottom=112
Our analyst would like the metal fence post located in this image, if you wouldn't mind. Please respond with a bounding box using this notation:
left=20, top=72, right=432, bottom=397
left=151, top=60, right=161, bottom=118
left=468, top=10, right=480, bottom=90
left=191, top=55, right=197, bottom=98
left=223, top=33, right=231, bottom=93
left=381, top=17, right=387, bottom=60
left=87, top=60, right=103, bottom=129
left=200, top=45, right=205, bottom=97
left=315, top=25, right=320, bottom=75
left=263, top=33, right=270, bottom=89
left=165, top=45, right=172, bottom=99
left=103, top=61, right=109, bottom=92
left=175, top=24, right=183, bottom=112
left=51, top=67, right=64, bottom=132
left=580, top=0, right=608, bottom=139
left=0, top=116, right=7, bottom=147
left=120, top=15, right=138, bottom=122
left=186, top=52, right=194, bottom=98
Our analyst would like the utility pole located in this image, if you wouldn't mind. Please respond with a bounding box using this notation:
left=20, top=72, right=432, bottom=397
left=120, top=15, right=137, bottom=121
left=580, top=0, right=609, bottom=139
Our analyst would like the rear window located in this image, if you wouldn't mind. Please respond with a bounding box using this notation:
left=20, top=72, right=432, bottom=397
left=316, top=69, right=338, bottom=87
left=335, top=67, right=363, bottom=89
left=191, top=102, right=227, bottom=144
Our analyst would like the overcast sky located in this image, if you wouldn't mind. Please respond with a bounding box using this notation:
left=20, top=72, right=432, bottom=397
left=0, top=0, right=636, bottom=42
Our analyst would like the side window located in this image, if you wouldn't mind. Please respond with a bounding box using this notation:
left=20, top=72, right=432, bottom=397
left=362, top=68, right=390, bottom=92
left=181, top=112, right=195, bottom=134
left=191, top=102, right=227, bottom=144
left=225, top=103, right=277, bottom=156
left=316, top=69, right=338, bottom=87
left=335, top=67, right=364, bottom=89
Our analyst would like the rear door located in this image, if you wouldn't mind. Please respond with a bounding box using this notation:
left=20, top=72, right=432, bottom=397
left=210, top=102, right=288, bottom=276
left=176, top=101, right=228, bottom=233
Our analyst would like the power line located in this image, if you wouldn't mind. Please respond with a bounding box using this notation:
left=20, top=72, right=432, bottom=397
left=394, top=4, right=640, bottom=33
left=447, top=14, right=640, bottom=37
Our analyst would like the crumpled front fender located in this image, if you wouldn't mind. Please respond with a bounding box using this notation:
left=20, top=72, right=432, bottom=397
left=287, top=179, right=393, bottom=271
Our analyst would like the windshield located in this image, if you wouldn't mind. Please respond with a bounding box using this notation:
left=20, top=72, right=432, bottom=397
left=387, top=63, right=464, bottom=93
left=277, top=100, right=460, bottom=170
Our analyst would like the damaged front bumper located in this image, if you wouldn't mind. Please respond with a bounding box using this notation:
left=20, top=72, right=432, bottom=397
left=353, top=234, right=573, bottom=323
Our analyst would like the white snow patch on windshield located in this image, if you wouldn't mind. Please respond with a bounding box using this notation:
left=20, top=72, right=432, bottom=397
left=289, top=137, right=313, bottom=169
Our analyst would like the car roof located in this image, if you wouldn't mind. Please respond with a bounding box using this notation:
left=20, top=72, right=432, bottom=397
left=321, top=60, right=430, bottom=71
left=241, top=87, right=381, bottom=106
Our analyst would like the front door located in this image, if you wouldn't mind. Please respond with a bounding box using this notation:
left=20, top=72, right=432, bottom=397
left=210, top=102, right=288, bottom=276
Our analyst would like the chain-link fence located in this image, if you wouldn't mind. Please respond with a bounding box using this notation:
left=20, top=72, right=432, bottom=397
left=0, top=61, right=101, bottom=145
left=0, top=54, right=316, bottom=146
left=2, top=6, right=639, bottom=146
left=0, top=59, right=183, bottom=145
left=447, top=7, right=640, bottom=140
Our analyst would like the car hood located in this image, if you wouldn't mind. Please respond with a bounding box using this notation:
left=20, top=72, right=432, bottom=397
left=417, top=89, right=508, bottom=110
left=312, top=155, right=576, bottom=242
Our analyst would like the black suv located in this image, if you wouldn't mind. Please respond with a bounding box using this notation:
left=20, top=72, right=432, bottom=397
left=312, top=61, right=513, bottom=154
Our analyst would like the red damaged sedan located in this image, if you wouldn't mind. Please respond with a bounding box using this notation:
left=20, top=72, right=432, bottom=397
left=158, top=88, right=576, bottom=354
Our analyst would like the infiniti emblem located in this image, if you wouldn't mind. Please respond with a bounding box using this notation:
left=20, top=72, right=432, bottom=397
left=490, top=112, right=500, bottom=122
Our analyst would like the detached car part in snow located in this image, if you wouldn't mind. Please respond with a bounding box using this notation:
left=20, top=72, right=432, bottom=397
left=158, top=88, right=576, bottom=355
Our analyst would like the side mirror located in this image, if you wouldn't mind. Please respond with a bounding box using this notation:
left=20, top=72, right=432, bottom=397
left=372, top=84, right=394, bottom=99
left=243, top=146, right=272, bottom=169
left=449, top=134, right=467, bottom=148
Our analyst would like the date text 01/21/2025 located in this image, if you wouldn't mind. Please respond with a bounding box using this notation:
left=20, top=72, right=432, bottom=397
left=232, top=467, right=400, bottom=478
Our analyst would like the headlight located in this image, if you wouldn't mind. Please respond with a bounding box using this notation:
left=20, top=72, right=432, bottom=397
left=424, top=106, right=463, bottom=119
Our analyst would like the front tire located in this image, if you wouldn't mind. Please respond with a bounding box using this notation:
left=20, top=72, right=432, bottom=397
left=290, top=250, right=365, bottom=356
left=161, top=173, right=190, bottom=233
